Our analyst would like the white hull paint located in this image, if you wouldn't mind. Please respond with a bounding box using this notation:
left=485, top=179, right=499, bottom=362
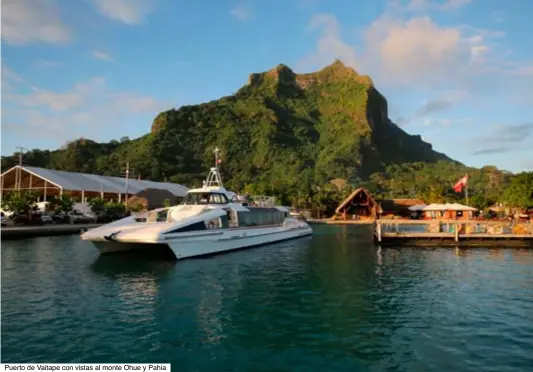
left=87, top=222, right=312, bottom=260
left=82, top=148, right=314, bottom=260
left=166, top=225, right=312, bottom=259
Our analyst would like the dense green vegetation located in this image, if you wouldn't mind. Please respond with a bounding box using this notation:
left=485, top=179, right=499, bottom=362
left=2, top=61, right=530, bottom=214
left=503, top=172, right=533, bottom=209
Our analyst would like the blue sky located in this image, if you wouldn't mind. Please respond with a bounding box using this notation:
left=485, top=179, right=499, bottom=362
left=2, top=0, right=532, bottom=172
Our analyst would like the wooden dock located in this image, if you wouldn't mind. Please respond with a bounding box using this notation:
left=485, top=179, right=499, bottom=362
left=307, top=218, right=373, bottom=225
left=374, top=219, right=533, bottom=247
left=1, top=223, right=102, bottom=240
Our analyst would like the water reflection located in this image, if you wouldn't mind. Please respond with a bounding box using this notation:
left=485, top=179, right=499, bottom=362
left=90, top=254, right=177, bottom=280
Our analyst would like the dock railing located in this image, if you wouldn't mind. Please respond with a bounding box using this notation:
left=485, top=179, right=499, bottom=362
left=374, top=219, right=533, bottom=245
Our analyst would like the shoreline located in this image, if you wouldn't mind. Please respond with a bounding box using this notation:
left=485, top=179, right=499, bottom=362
left=1, top=223, right=102, bottom=240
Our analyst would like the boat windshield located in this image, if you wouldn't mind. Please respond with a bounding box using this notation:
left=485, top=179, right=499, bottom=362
left=134, top=208, right=169, bottom=223
left=182, top=192, right=229, bottom=205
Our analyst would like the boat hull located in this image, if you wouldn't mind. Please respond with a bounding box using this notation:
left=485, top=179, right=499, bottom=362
left=167, top=225, right=312, bottom=259
left=87, top=225, right=313, bottom=260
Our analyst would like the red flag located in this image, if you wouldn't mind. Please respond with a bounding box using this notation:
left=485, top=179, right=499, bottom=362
left=453, top=175, right=468, bottom=193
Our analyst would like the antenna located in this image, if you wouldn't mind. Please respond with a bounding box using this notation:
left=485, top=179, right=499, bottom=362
left=214, top=146, right=221, bottom=169
left=204, top=146, right=223, bottom=187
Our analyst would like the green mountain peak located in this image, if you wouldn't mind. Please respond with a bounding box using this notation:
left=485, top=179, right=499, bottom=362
left=2, top=62, right=460, bottom=199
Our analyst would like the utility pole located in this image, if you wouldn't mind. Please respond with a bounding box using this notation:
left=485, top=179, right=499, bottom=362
left=121, top=162, right=135, bottom=205
left=125, top=162, right=130, bottom=203
left=15, top=146, right=26, bottom=191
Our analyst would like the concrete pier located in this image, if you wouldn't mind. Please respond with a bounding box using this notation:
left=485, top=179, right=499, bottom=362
left=1, top=223, right=102, bottom=240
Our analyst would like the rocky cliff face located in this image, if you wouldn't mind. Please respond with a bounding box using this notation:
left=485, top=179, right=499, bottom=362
left=146, top=60, right=451, bottom=187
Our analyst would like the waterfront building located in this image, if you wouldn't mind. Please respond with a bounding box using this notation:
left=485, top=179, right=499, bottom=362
left=334, top=188, right=382, bottom=220
left=422, top=203, right=477, bottom=220
left=0, top=165, right=188, bottom=207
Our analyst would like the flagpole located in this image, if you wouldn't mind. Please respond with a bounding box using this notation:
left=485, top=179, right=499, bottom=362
left=465, top=174, right=469, bottom=205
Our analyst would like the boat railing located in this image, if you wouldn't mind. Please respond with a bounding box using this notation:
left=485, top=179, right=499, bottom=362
left=250, top=195, right=277, bottom=207
left=230, top=195, right=277, bottom=207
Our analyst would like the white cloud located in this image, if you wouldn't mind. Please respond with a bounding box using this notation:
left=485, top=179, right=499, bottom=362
left=406, top=0, right=472, bottom=11
left=2, top=65, right=23, bottom=83
left=92, top=50, right=114, bottom=62
left=522, top=160, right=533, bottom=171
left=298, top=14, right=358, bottom=71
left=6, top=77, right=106, bottom=112
left=36, top=59, right=63, bottom=68
left=230, top=5, right=253, bottom=21
left=91, top=0, right=154, bottom=25
left=1, top=64, right=24, bottom=92
left=508, top=64, right=533, bottom=76
left=2, top=73, right=170, bottom=142
left=362, top=15, right=489, bottom=88
left=490, top=10, right=506, bottom=24
left=471, top=123, right=533, bottom=155
left=1, top=0, right=71, bottom=45
left=396, top=90, right=469, bottom=126
left=299, top=11, right=502, bottom=91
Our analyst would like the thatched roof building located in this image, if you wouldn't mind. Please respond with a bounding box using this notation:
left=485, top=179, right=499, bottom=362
left=335, top=188, right=382, bottom=220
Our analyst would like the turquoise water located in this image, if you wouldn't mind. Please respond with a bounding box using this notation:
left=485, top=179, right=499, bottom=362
left=2, top=225, right=533, bottom=371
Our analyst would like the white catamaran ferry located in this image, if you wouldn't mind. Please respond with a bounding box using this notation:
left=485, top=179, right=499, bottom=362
left=81, top=148, right=313, bottom=259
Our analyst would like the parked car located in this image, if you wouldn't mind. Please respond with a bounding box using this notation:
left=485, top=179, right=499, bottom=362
left=50, top=212, right=71, bottom=224
left=11, top=213, right=45, bottom=226
left=40, top=213, right=54, bottom=224
left=69, top=210, right=96, bottom=224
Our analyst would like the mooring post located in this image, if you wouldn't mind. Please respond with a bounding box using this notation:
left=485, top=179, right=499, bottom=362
left=377, top=221, right=382, bottom=243
left=454, top=223, right=459, bottom=242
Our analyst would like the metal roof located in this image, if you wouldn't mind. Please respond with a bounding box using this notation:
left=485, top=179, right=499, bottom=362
left=7, top=166, right=189, bottom=197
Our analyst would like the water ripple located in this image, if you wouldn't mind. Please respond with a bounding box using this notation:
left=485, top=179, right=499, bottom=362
left=2, top=228, right=533, bottom=370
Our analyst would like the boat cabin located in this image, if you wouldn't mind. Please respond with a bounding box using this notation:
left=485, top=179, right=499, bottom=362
left=134, top=148, right=291, bottom=232
left=182, top=191, right=230, bottom=205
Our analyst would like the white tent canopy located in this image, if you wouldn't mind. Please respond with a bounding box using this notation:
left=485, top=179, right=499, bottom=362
left=1, top=165, right=189, bottom=197
left=422, top=203, right=477, bottom=212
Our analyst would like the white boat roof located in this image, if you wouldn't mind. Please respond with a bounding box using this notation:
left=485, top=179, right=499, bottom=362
left=187, top=186, right=233, bottom=194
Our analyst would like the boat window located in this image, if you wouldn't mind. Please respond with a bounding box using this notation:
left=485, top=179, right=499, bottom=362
left=236, top=208, right=286, bottom=227
left=165, top=221, right=207, bottom=234
left=205, top=217, right=222, bottom=229
left=146, top=209, right=169, bottom=223
left=209, top=194, right=224, bottom=204
left=220, top=215, right=229, bottom=228
left=225, top=209, right=238, bottom=228
left=182, top=192, right=229, bottom=205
